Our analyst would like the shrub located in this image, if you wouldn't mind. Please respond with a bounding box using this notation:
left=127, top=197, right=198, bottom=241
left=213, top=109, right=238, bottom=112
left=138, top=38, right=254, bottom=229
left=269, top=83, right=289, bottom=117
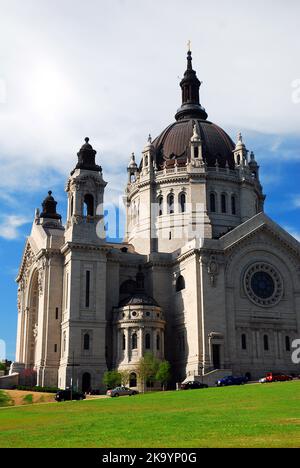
left=16, top=385, right=59, bottom=393
left=0, top=390, right=12, bottom=407
left=22, top=394, right=33, bottom=405
left=103, top=371, right=122, bottom=389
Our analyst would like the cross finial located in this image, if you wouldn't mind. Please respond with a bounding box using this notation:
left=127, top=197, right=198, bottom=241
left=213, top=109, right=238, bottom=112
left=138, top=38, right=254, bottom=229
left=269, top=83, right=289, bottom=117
left=187, top=40, right=192, bottom=52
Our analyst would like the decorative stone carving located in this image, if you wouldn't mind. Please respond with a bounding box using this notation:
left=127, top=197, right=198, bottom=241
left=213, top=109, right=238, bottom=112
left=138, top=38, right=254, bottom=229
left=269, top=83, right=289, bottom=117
left=207, top=255, right=219, bottom=287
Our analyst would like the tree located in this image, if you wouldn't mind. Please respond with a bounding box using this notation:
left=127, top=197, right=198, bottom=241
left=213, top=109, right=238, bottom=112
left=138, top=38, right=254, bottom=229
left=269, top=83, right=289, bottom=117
left=156, top=360, right=171, bottom=391
left=119, top=369, right=131, bottom=387
left=137, top=352, right=160, bottom=392
left=103, top=370, right=121, bottom=389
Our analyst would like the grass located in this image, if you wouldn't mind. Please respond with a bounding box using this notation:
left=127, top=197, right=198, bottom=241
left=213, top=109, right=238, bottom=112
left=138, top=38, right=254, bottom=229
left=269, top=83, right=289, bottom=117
left=0, top=391, right=12, bottom=408
left=0, top=382, right=299, bottom=448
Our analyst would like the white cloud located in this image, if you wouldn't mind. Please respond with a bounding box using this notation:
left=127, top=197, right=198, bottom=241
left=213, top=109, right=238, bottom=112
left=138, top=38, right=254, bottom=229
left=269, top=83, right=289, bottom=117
left=0, top=215, right=30, bottom=240
left=0, top=0, right=299, bottom=195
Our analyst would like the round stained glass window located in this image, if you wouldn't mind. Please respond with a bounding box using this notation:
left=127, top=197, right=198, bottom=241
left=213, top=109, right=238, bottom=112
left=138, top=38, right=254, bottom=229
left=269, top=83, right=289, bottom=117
left=244, top=263, right=283, bottom=307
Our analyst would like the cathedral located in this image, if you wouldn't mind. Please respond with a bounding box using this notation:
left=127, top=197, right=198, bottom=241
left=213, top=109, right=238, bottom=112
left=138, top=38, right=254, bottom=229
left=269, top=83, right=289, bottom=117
left=12, top=51, right=300, bottom=392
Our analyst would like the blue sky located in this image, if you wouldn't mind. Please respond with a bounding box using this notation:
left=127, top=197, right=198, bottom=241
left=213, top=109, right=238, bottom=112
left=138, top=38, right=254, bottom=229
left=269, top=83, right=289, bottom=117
left=0, top=0, right=300, bottom=360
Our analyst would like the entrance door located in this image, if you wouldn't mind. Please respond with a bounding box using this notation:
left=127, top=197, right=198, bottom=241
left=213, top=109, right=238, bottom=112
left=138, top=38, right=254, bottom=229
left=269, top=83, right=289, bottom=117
left=212, top=344, right=221, bottom=369
left=82, top=372, right=91, bottom=393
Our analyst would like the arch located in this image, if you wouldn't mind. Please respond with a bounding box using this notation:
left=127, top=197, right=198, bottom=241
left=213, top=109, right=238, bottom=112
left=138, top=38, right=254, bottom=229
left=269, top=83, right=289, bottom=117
left=83, top=194, right=94, bottom=217
left=129, top=372, right=137, bottom=387
left=210, top=193, right=216, bottom=213
left=179, top=192, right=186, bottom=213
left=25, top=269, right=39, bottom=367
left=231, top=195, right=237, bottom=215
left=176, top=275, right=185, bottom=292
left=82, top=372, right=91, bottom=393
left=83, top=333, right=90, bottom=351
left=120, top=279, right=136, bottom=295
left=158, top=196, right=163, bottom=216
left=132, top=333, right=137, bottom=350
left=221, top=193, right=227, bottom=213
left=145, top=333, right=151, bottom=350
left=167, top=193, right=174, bottom=214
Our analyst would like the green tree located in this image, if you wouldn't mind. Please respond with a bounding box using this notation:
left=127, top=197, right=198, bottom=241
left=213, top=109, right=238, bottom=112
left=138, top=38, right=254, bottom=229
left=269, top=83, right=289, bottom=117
left=137, top=352, right=160, bottom=392
left=103, top=370, right=121, bottom=389
left=156, top=360, right=171, bottom=391
left=119, top=369, right=130, bottom=386
left=0, top=363, right=5, bottom=372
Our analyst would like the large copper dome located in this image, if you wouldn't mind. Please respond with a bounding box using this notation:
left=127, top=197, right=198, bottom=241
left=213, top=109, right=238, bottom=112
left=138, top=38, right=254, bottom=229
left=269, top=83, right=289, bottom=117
left=153, top=118, right=235, bottom=169
left=152, top=51, right=235, bottom=169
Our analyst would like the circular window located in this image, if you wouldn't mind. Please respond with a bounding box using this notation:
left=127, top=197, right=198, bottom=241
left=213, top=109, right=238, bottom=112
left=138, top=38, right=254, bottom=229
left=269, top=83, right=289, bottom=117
left=132, top=311, right=137, bottom=317
left=244, top=263, right=283, bottom=307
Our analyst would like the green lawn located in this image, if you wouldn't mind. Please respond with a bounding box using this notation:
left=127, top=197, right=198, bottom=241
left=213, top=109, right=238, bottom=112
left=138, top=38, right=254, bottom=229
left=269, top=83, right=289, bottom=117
left=0, top=382, right=300, bottom=448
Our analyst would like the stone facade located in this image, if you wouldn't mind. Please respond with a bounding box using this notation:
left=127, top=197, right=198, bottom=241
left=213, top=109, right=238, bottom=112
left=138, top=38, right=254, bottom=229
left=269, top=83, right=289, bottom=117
left=13, top=52, right=300, bottom=391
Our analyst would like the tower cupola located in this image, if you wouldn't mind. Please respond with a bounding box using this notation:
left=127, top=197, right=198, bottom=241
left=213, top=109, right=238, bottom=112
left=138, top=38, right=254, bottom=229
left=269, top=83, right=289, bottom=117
left=72, top=137, right=102, bottom=174
left=40, top=191, right=61, bottom=220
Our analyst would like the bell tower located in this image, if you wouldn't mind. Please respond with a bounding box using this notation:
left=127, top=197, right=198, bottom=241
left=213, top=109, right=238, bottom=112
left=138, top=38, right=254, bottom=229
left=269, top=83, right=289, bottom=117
left=65, top=138, right=107, bottom=244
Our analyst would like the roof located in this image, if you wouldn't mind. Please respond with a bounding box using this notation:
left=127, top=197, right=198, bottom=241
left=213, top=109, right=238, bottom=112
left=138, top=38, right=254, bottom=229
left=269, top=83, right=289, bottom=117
left=119, top=292, right=159, bottom=307
left=153, top=118, right=235, bottom=169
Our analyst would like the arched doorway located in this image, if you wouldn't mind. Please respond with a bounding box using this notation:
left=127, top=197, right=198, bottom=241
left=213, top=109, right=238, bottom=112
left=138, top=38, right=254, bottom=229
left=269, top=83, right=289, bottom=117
left=82, top=372, right=91, bottom=393
left=129, top=372, right=137, bottom=387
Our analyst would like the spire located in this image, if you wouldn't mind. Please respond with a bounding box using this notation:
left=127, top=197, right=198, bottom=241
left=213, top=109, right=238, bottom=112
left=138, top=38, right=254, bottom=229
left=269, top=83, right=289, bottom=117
left=175, top=49, right=208, bottom=121
left=40, top=191, right=61, bottom=220
left=72, top=137, right=102, bottom=174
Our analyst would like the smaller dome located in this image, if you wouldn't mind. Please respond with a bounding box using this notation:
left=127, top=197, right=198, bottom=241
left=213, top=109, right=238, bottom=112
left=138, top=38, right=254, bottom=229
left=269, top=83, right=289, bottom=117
left=40, top=191, right=61, bottom=220
left=71, top=137, right=102, bottom=174
left=119, top=292, right=158, bottom=307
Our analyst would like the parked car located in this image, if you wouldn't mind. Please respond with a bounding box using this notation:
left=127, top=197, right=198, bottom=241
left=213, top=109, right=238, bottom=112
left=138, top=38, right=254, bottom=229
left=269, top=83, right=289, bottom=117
left=265, top=373, right=293, bottom=383
left=259, top=377, right=267, bottom=384
left=217, top=375, right=248, bottom=387
left=106, top=386, right=139, bottom=397
left=55, top=389, right=86, bottom=402
left=180, top=381, right=208, bottom=390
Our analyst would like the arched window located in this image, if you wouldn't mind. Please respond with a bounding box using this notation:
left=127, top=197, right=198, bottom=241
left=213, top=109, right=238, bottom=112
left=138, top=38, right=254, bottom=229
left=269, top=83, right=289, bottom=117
left=132, top=333, right=137, bottom=350
left=122, top=333, right=126, bottom=351
left=231, top=196, right=236, bottom=215
left=179, top=193, right=186, bottom=213
left=285, top=336, right=291, bottom=352
left=156, top=334, right=160, bottom=351
left=263, top=335, right=269, bottom=351
left=221, top=194, right=227, bottom=213
left=158, top=196, right=163, bottom=216
left=83, top=194, right=94, bottom=217
left=145, top=333, right=151, bottom=350
left=176, top=275, right=185, bottom=292
left=144, top=155, right=148, bottom=167
left=70, top=196, right=74, bottom=216
left=129, top=372, right=137, bottom=387
left=194, top=146, right=199, bottom=158
left=168, top=194, right=174, bottom=214
left=83, top=333, right=90, bottom=351
left=210, top=193, right=216, bottom=213
left=241, top=334, right=247, bottom=350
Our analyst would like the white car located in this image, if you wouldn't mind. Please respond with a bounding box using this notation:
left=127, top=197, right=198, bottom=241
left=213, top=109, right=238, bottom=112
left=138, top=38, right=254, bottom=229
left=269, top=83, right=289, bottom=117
left=259, top=377, right=267, bottom=384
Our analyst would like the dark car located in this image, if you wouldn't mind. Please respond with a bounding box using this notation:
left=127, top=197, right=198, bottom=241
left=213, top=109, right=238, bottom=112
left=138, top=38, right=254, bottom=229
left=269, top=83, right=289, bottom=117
left=180, top=381, right=208, bottom=390
left=55, top=389, right=86, bottom=402
left=217, top=375, right=248, bottom=387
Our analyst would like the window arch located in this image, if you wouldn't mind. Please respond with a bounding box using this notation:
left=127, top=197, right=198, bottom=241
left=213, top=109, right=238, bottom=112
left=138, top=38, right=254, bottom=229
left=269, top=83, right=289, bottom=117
left=263, top=334, right=269, bottom=351
left=132, top=333, right=137, bottom=350
left=179, top=193, right=186, bottom=213
left=221, top=194, right=227, bottom=213
left=231, top=195, right=237, bottom=215
left=241, top=334, right=247, bottom=350
left=158, top=196, right=163, bottom=216
left=176, top=275, right=185, bottom=292
left=285, top=336, right=291, bottom=352
left=129, top=372, right=137, bottom=387
left=210, top=193, right=216, bottom=213
left=167, top=193, right=174, bottom=214
left=83, top=194, right=94, bottom=217
left=145, top=333, right=151, bottom=350
left=83, top=333, right=90, bottom=351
